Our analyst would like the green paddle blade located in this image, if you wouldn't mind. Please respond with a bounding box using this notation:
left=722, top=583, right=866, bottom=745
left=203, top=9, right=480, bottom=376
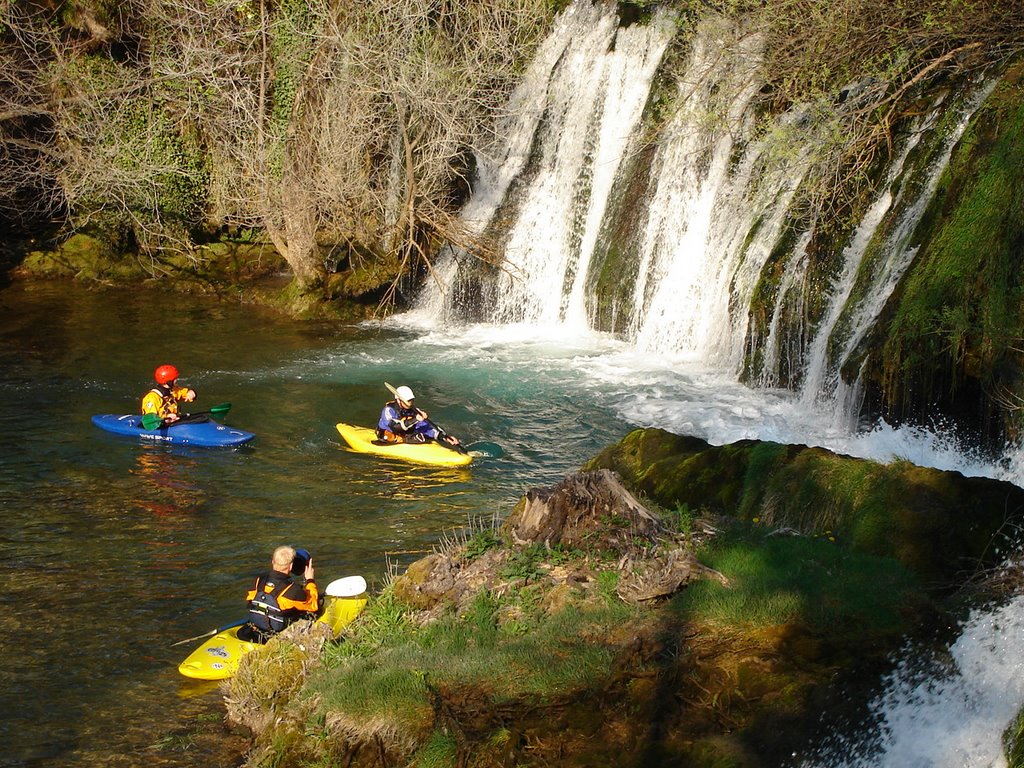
left=208, top=403, right=231, bottom=417
left=141, top=413, right=163, bottom=430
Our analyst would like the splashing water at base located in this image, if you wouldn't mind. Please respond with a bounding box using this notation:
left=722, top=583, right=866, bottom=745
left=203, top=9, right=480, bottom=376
left=796, top=593, right=1024, bottom=768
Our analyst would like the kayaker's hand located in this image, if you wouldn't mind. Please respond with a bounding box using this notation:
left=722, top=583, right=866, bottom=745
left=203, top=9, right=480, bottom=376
left=185, top=389, right=196, bottom=402
left=165, top=413, right=180, bottom=423
left=415, top=408, right=428, bottom=422
left=304, top=558, right=315, bottom=581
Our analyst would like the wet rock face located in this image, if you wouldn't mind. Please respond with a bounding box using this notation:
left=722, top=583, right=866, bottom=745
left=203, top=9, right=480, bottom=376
left=588, top=427, right=1024, bottom=590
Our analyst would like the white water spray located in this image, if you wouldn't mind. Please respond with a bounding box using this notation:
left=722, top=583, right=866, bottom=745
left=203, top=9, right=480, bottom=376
left=627, top=18, right=809, bottom=370
left=799, top=593, right=1024, bottom=768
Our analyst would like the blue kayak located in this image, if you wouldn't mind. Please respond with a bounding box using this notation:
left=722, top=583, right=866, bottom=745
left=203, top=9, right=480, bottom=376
left=91, top=414, right=255, bottom=447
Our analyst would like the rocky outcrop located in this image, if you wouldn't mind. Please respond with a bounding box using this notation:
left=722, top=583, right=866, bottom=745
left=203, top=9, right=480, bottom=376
left=229, top=432, right=1024, bottom=768
left=392, top=469, right=715, bottom=615
left=587, top=428, right=1024, bottom=590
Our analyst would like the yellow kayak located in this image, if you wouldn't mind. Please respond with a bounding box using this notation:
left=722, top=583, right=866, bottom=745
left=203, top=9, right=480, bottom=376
left=178, top=593, right=368, bottom=680
left=336, top=422, right=473, bottom=467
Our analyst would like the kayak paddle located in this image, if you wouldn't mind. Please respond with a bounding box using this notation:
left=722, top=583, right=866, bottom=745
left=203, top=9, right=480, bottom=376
left=141, top=403, right=232, bottom=430
left=170, top=619, right=245, bottom=648
left=428, top=420, right=469, bottom=454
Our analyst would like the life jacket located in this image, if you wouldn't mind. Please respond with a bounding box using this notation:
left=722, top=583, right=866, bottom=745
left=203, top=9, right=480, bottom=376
left=377, top=400, right=420, bottom=438
left=246, top=574, right=292, bottom=634
left=141, top=385, right=180, bottom=418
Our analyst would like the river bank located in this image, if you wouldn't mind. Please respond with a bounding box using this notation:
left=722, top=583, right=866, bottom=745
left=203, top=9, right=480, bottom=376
left=223, top=429, right=1024, bottom=767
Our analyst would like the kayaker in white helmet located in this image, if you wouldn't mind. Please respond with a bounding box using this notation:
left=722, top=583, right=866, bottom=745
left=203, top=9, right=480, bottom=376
left=376, top=383, right=464, bottom=451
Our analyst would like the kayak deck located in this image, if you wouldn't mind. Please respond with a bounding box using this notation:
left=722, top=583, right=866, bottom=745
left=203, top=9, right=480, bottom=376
left=178, top=594, right=368, bottom=680
left=336, top=422, right=472, bottom=467
left=92, top=414, right=255, bottom=447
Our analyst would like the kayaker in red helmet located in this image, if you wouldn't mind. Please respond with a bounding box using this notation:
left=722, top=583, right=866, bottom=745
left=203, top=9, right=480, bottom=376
left=141, top=364, right=197, bottom=426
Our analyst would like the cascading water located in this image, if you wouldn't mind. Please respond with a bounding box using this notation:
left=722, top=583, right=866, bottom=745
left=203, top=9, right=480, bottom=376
left=796, top=592, right=1024, bottom=768
left=794, top=82, right=998, bottom=427
left=421, top=1, right=1004, bottom=460
left=405, top=6, right=1024, bottom=760
left=494, top=3, right=675, bottom=327
left=625, top=19, right=810, bottom=370
left=419, top=1, right=677, bottom=327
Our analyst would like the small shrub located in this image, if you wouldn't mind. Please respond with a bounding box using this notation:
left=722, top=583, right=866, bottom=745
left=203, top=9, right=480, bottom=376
left=502, top=544, right=546, bottom=580
left=464, top=528, right=502, bottom=561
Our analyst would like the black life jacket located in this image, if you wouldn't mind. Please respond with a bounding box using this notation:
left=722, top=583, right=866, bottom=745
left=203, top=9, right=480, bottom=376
left=247, top=573, right=292, bottom=634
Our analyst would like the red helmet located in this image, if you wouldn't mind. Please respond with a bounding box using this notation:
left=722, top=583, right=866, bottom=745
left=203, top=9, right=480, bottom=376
left=154, top=364, right=179, bottom=384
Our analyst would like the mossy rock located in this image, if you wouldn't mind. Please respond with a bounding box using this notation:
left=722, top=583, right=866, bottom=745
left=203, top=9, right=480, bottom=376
left=588, top=428, right=1024, bottom=590
left=582, top=427, right=712, bottom=494
left=856, top=62, right=1024, bottom=445
left=1005, top=706, right=1024, bottom=768
left=20, top=233, right=148, bottom=281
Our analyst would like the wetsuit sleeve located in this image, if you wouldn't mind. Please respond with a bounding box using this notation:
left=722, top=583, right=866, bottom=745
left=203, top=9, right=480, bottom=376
left=141, top=391, right=162, bottom=415
left=279, top=580, right=318, bottom=613
left=378, top=405, right=396, bottom=432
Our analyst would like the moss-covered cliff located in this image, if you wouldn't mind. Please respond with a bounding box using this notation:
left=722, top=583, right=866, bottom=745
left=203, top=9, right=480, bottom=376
left=854, top=63, right=1024, bottom=446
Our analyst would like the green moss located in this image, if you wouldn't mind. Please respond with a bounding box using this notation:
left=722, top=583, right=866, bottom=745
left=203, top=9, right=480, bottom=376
left=1005, top=707, right=1024, bottom=768
left=675, top=531, right=921, bottom=634
left=589, top=428, right=1024, bottom=589
left=412, top=729, right=459, bottom=768
left=873, top=69, right=1024, bottom=430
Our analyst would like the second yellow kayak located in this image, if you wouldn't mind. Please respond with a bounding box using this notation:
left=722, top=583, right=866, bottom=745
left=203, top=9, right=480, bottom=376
left=336, top=422, right=473, bottom=467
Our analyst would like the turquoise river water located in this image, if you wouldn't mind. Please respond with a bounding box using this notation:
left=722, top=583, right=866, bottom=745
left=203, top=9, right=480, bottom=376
left=0, top=281, right=632, bottom=767
left=3, top=279, right=1016, bottom=767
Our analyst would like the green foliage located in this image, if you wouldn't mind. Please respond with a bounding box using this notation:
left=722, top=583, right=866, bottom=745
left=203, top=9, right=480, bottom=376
left=501, top=544, right=547, bottom=581
left=323, top=588, right=414, bottom=662
left=464, top=528, right=502, bottom=561
left=51, top=54, right=210, bottom=246
left=595, top=570, right=620, bottom=602
left=548, top=543, right=585, bottom=565
left=670, top=502, right=694, bottom=535
left=675, top=528, right=921, bottom=633
left=413, top=729, right=459, bottom=768
left=303, top=585, right=638, bottom=746
left=1005, top=706, right=1024, bottom=768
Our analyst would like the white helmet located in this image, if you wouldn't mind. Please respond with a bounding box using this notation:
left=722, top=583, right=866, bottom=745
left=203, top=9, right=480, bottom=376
left=395, top=385, right=415, bottom=402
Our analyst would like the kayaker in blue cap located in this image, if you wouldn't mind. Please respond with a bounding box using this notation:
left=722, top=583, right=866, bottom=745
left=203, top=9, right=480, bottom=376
left=238, top=545, right=319, bottom=644
left=376, top=383, right=463, bottom=450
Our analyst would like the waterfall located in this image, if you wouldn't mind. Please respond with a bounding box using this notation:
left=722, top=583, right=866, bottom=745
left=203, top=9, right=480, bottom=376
left=795, top=82, right=998, bottom=423
left=417, top=0, right=1004, bottom=454
left=492, top=3, right=675, bottom=327
left=418, top=1, right=676, bottom=327
left=625, top=19, right=809, bottom=370
left=797, top=593, right=1024, bottom=768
